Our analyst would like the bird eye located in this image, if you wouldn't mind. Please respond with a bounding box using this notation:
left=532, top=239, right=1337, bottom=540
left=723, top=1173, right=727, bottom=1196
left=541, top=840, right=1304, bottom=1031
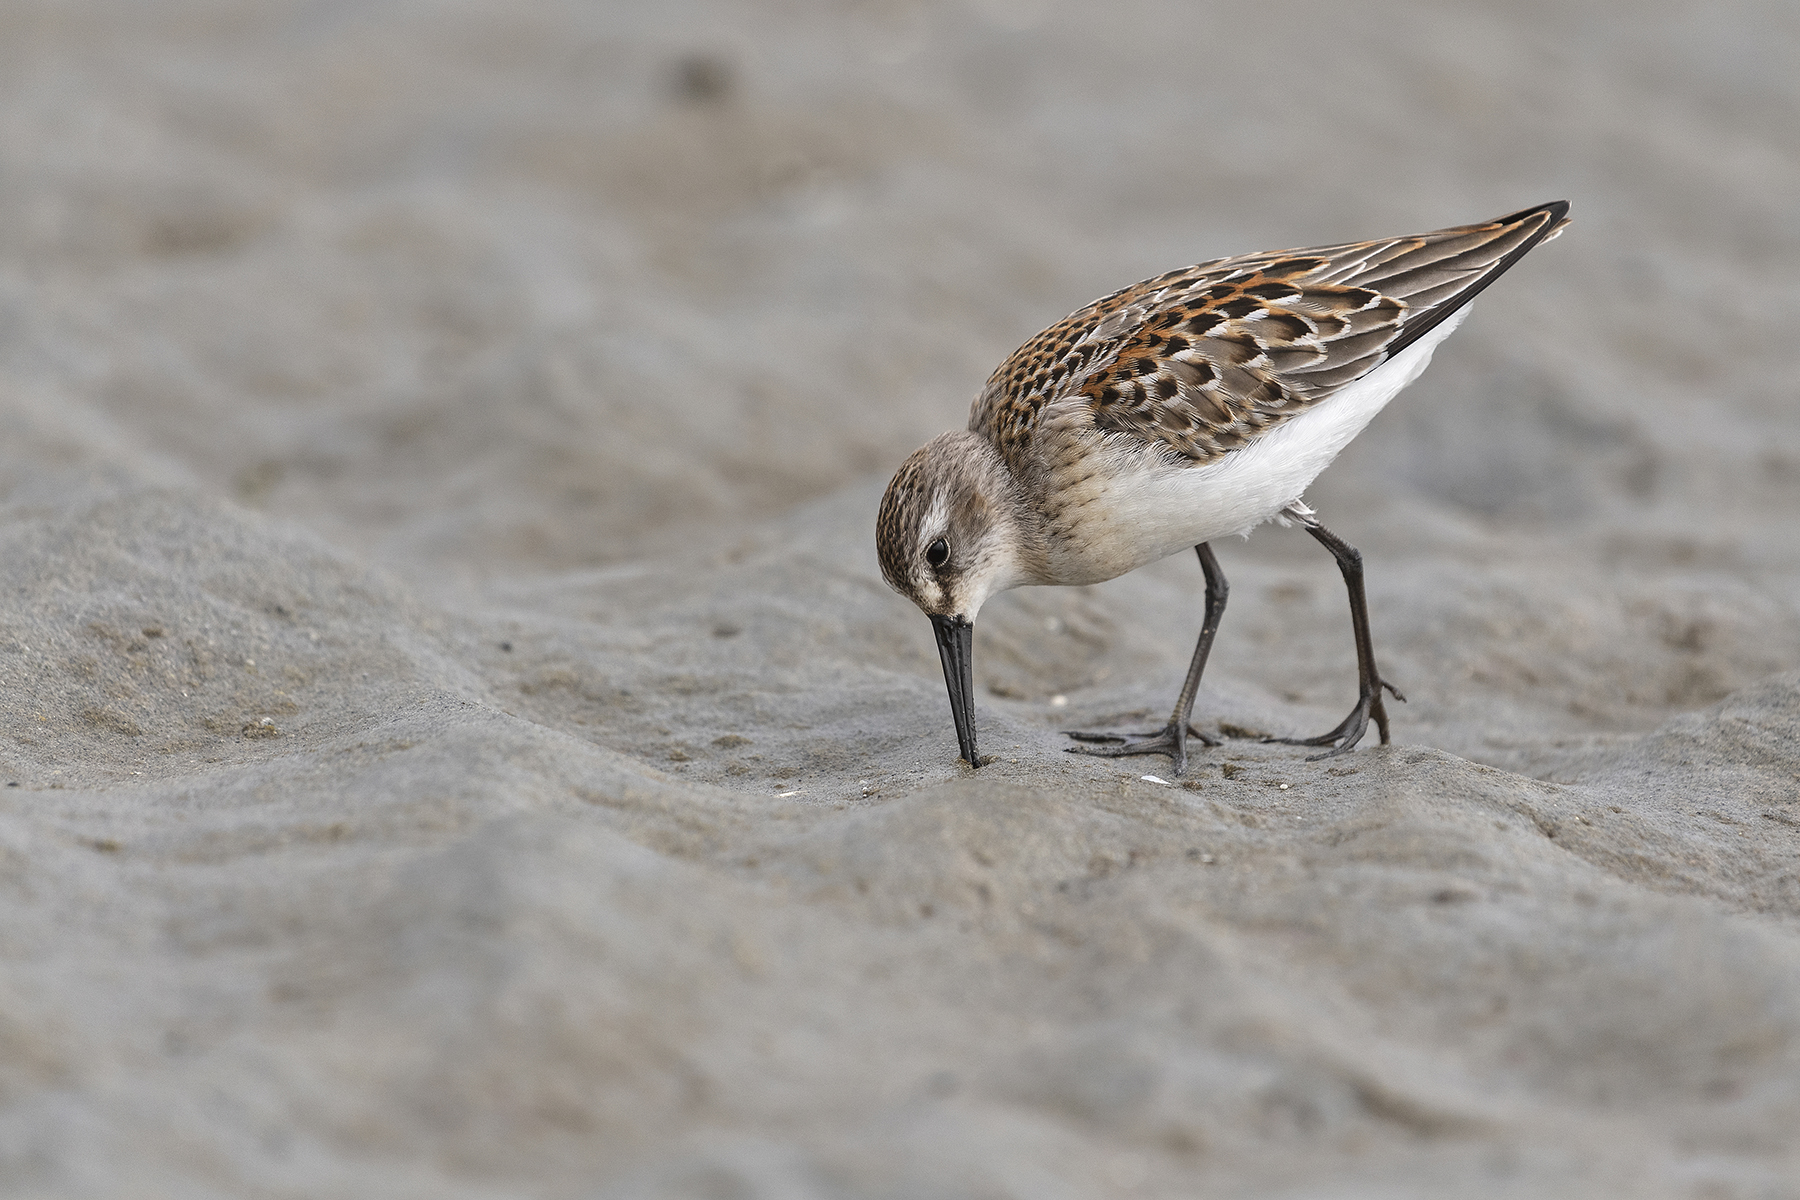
left=925, top=537, right=949, bottom=568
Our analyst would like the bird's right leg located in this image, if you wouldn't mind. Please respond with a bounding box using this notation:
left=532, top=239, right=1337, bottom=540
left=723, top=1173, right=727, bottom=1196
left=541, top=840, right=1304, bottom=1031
left=1265, top=509, right=1403, bottom=759
left=1066, top=543, right=1227, bottom=776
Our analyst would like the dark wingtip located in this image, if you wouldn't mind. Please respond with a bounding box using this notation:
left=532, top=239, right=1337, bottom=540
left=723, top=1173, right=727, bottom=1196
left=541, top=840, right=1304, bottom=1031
left=1384, top=199, right=1572, bottom=359
left=1494, top=199, right=1570, bottom=227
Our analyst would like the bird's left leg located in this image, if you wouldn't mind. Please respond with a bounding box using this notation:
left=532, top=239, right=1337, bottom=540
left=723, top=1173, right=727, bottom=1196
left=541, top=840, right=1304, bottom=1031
left=1267, top=504, right=1403, bottom=759
left=1066, top=543, right=1227, bottom=776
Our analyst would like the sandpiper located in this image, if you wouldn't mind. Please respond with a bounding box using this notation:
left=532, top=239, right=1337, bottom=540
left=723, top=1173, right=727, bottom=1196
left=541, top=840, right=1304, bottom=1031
left=877, top=202, right=1570, bottom=773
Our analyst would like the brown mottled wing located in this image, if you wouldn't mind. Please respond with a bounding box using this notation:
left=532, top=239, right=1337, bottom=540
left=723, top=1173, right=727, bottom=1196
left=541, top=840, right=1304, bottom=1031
left=972, top=201, right=1570, bottom=468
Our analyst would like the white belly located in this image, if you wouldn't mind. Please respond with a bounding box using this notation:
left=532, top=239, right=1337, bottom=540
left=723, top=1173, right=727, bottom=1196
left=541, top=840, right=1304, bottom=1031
left=1041, top=308, right=1466, bottom=584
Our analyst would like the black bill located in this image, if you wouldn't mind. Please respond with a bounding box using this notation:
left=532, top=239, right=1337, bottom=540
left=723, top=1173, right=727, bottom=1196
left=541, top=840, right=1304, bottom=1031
left=930, top=613, right=979, bottom=767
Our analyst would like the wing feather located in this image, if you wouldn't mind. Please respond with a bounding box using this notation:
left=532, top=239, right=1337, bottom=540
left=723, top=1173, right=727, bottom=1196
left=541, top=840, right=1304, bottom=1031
left=971, top=201, right=1570, bottom=469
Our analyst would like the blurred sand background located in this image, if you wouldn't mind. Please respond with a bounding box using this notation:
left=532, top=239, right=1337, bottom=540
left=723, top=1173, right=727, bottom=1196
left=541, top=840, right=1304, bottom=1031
left=3, top=1, right=1800, bottom=1196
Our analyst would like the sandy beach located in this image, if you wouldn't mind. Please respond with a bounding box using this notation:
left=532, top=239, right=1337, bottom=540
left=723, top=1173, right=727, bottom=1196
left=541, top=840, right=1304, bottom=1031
left=3, top=2, right=1799, bottom=1196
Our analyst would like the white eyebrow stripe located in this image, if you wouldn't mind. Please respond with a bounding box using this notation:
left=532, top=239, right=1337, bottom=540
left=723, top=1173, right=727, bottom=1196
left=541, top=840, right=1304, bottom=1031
left=921, top=492, right=950, bottom=545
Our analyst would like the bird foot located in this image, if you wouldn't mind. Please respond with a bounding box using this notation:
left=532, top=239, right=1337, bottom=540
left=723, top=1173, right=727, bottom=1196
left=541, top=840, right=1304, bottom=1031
left=1263, top=680, right=1403, bottom=761
left=1065, top=723, right=1219, bottom=775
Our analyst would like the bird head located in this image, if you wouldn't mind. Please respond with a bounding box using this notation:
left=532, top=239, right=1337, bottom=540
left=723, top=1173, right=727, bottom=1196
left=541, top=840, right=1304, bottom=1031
left=875, top=431, right=1038, bottom=766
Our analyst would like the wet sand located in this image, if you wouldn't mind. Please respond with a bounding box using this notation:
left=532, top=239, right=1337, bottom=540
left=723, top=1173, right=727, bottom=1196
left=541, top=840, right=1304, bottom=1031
left=2, top=2, right=1798, bottom=1196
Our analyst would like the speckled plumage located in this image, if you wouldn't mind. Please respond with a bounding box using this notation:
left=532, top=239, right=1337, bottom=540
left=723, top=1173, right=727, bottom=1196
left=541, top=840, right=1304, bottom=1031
left=878, top=202, right=1570, bottom=770
left=970, top=202, right=1569, bottom=477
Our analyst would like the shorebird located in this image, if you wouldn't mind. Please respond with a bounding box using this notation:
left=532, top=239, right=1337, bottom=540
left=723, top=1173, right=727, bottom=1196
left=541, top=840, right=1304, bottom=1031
left=876, top=201, right=1570, bottom=772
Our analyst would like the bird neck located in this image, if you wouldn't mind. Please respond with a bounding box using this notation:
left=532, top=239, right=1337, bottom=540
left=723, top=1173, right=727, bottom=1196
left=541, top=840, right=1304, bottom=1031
left=962, top=433, right=1052, bottom=591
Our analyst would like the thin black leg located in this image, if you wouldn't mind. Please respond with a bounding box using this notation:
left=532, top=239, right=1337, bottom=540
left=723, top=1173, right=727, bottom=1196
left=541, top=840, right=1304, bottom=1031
left=1170, top=543, right=1229, bottom=740
left=1270, top=515, right=1404, bottom=759
left=1066, top=543, right=1228, bottom=775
